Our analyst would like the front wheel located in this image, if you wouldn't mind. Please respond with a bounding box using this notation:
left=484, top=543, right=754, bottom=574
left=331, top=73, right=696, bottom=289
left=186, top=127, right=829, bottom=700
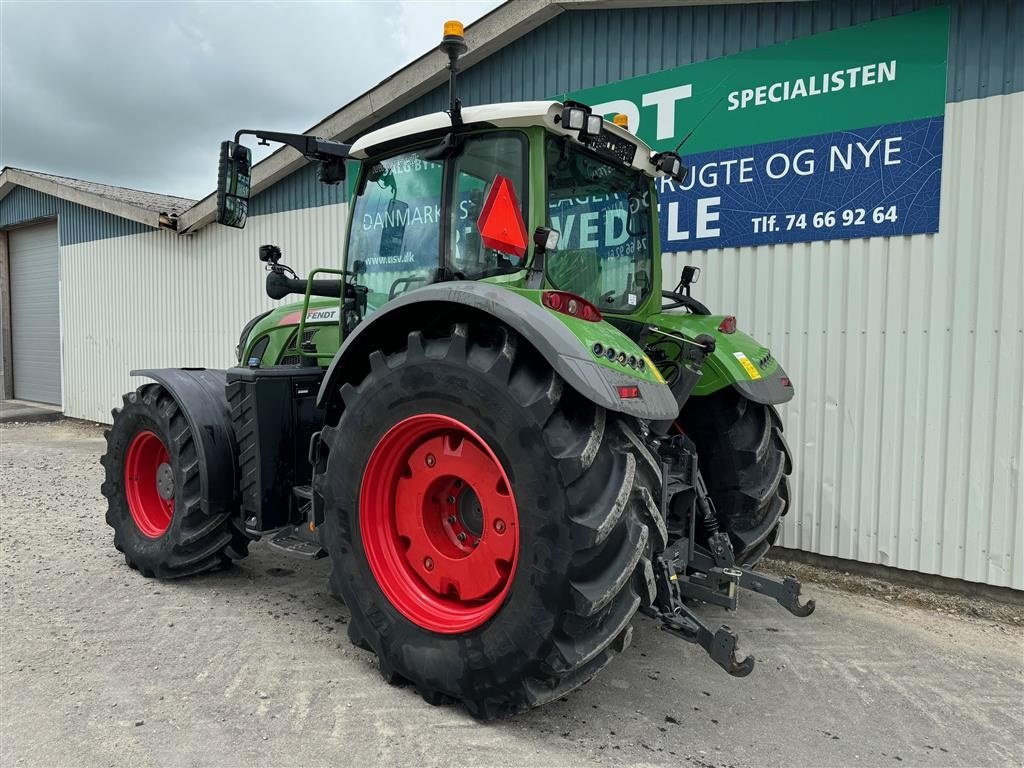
left=676, top=388, right=792, bottom=566
left=316, top=323, right=662, bottom=719
left=100, top=384, right=249, bottom=578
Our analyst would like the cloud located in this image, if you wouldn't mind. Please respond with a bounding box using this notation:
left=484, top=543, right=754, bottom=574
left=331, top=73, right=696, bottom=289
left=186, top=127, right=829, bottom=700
left=0, top=0, right=501, bottom=200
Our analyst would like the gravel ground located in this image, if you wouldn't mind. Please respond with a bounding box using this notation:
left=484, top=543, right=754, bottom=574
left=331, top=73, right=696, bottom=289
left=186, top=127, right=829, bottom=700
left=2, top=419, right=1022, bottom=768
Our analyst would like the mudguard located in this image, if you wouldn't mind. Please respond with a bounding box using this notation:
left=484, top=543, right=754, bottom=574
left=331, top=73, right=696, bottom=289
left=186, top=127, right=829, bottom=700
left=316, top=281, right=679, bottom=421
left=130, top=368, right=238, bottom=512
left=648, top=312, right=795, bottom=406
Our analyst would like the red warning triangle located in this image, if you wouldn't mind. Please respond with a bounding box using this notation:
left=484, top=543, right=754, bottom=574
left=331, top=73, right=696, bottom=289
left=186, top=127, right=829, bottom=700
left=476, top=175, right=528, bottom=258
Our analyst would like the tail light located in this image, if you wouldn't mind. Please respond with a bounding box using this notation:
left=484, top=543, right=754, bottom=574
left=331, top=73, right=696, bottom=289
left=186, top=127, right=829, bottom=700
left=617, top=385, right=641, bottom=399
left=542, top=291, right=602, bottom=322
left=718, top=315, right=737, bottom=334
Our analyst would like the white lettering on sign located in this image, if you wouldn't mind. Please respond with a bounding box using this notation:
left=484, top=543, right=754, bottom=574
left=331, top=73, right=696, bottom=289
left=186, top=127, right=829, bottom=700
left=640, top=83, right=693, bottom=140
left=726, top=60, right=897, bottom=111
left=593, top=83, right=692, bottom=139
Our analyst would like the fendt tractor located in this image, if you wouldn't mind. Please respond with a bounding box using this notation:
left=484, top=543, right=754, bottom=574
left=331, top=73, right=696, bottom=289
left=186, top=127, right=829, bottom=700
left=101, top=22, right=813, bottom=718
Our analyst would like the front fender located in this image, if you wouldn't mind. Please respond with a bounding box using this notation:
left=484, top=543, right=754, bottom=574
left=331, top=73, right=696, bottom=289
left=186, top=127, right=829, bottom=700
left=130, top=368, right=238, bottom=511
left=647, top=313, right=795, bottom=405
left=316, top=282, right=679, bottom=421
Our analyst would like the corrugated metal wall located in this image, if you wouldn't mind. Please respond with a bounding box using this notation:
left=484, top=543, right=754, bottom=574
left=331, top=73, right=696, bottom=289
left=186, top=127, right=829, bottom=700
left=58, top=203, right=348, bottom=422
left=665, top=92, right=1023, bottom=589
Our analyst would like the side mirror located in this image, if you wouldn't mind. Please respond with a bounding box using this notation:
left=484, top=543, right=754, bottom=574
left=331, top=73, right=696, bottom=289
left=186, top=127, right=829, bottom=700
left=680, top=265, right=701, bottom=286
left=216, top=140, right=252, bottom=228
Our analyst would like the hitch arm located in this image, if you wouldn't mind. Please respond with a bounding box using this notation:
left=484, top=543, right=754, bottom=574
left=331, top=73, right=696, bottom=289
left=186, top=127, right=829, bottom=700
left=736, top=570, right=816, bottom=617
left=659, top=609, right=754, bottom=677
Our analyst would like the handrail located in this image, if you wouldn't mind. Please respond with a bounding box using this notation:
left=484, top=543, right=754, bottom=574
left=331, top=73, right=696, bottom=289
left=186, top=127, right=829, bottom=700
left=297, top=268, right=348, bottom=364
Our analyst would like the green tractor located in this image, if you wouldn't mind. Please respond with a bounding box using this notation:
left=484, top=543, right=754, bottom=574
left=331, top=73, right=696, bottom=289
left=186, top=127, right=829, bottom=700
left=101, top=23, right=812, bottom=718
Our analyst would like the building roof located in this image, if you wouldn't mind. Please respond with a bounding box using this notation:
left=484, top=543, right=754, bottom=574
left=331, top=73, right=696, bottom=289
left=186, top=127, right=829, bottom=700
left=0, top=167, right=195, bottom=230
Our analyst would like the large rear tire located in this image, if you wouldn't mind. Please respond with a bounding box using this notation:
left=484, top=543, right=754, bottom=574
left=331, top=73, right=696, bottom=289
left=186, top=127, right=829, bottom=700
left=677, top=388, right=792, bottom=566
left=100, top=384, right=249, bottom=578
left=316, top=323, right=663, bottom=719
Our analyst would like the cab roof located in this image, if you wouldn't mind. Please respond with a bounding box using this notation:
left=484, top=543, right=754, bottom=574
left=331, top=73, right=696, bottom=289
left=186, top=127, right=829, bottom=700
left=348, top=100, right=660, bottom=177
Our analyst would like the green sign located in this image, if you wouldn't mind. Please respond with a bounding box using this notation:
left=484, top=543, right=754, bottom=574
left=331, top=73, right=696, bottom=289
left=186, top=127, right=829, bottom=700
left=561, top=6, right=948, bottom=155
left=561, top=8, right=949, bottom=249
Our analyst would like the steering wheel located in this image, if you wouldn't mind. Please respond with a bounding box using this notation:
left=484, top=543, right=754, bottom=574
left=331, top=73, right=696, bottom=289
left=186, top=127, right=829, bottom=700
left=661, top=290, right=711, bottom=315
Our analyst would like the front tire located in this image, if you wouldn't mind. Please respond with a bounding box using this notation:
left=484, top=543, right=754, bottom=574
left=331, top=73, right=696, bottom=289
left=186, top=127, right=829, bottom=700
left=100, top=384, right=249, bottom=578
left=316, top=323, right=662, bottom=719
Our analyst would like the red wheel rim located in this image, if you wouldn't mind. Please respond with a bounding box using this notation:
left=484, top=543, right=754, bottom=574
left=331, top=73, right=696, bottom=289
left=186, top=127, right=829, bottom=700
left=124, top=430, right=175, bottom=538
left=360, top=414, right=520, bottom=634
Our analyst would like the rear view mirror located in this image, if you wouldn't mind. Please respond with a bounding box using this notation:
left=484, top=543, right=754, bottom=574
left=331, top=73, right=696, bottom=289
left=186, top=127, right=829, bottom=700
left=216, top=140, right=252, bottom=228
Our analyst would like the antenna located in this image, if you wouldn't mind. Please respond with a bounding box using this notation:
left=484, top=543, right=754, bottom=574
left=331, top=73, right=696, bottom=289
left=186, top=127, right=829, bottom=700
left=673, top=94, right=725, bottom=153
left=439, top=20, right=468, bottom=128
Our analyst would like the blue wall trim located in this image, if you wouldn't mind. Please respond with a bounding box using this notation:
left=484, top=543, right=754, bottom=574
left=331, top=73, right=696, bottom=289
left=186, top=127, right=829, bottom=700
left=0, top=185, right=151, bottom=246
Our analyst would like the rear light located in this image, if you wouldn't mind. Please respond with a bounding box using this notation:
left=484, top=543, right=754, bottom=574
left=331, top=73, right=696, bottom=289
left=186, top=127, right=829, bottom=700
left=542, top=291, right=602, bottom=322
left=781, top=377, right=792, bottom=388
left=718, top=315, right=737, bottom=334
left=617, top=385, right=641, bottom=399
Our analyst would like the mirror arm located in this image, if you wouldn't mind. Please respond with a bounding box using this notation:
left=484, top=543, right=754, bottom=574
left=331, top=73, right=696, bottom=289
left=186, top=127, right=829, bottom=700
left=233, top=130, right=353, bottom=162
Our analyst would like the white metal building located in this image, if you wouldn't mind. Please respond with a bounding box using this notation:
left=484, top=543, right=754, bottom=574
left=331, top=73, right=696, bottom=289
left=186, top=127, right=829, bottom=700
left=1, top=0, right=1020, bottom=591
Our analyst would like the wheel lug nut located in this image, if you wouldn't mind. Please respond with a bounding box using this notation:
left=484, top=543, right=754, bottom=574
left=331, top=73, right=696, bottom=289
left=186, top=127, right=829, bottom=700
left=494, top=519, right=506, bottom=534
left=447, top=515, right=457, bottom=524
left=454, top=479, right=463, bottom=488
left=457, top=532, right=467, bottom=542
left=423, top=557, right=434, bottom=571
left=446, top=495, right=456, bottom=504
left=425, top=454, right=436, bottom=467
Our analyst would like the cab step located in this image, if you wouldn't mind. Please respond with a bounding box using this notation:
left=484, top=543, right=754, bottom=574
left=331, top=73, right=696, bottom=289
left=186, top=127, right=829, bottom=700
left=268, top=524, right=326, bottom=559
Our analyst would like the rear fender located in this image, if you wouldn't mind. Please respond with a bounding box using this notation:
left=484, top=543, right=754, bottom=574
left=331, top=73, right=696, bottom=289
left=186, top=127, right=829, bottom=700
left=646, top=312, right=795, bottom=405
left=130, top=368, right=238, bottom=512
left=316, top=282, right=679, bottom=421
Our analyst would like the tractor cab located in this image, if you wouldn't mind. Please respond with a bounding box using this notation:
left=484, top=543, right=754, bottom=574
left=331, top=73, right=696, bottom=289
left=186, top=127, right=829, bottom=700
left=214, top=15, right=688, bottom=359
left=341, top=99, right=677, bottom=323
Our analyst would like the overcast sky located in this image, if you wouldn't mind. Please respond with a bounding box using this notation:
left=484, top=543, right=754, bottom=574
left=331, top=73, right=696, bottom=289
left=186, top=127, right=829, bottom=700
left=0, top=0, right=502, bottom=201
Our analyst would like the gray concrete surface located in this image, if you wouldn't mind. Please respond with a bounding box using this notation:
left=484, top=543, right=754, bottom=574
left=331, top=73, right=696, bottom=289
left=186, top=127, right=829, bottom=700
left=1, top=419, right=1022, bottom=768
left=0, top=399, right=62, bottom=424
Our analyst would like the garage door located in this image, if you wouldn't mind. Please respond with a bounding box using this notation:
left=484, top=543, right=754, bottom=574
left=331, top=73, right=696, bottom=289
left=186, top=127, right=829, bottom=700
left=9, top=222, right=61, bottom=405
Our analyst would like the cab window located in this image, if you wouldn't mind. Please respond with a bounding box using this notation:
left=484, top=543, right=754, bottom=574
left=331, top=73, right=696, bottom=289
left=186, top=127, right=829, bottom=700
left=447, top=132, right=529, bottom=280
left=348, top=149, right=443, bottom=311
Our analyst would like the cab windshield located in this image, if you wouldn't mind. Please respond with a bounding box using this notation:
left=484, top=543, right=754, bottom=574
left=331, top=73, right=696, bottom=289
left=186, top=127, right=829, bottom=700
left=545, top=136, right=654, bottom=312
